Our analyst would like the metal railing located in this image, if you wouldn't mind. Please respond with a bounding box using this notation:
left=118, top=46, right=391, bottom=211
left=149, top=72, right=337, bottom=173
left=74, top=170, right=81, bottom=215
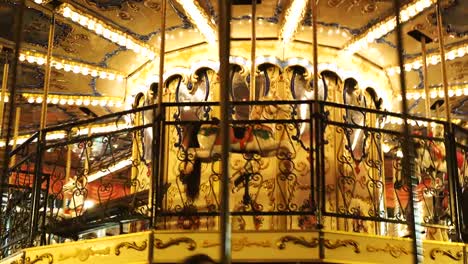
left=1, top=100, right=467, bottom=258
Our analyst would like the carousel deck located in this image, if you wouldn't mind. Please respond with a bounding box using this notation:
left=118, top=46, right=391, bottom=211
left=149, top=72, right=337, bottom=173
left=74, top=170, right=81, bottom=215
left=0, top=229, right=465, bottom=264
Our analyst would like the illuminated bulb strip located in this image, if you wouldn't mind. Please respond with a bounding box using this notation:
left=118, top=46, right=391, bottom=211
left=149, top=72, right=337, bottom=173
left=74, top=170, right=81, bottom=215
left=0, top=121, right=129, bottom=147
left=57, top=3, right=156, bottom=60
left=386, top=42, right=468, bottom=75
left=19, top=51, right=125, bottom=81
left=344, top=0, right=435, bottom=53
left=279, top=0, right=308, bottom=43
left=174, top=0, right=217, bottom=45
left=384, top=116, right=462, bottom=127
left=396, top=83, right=468, bottom=101
left=22, top=93, right=124, bottom=107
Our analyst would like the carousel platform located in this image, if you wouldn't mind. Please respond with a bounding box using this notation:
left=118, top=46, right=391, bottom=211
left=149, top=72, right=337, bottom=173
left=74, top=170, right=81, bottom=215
left=0, top=229, right=465, bottom=264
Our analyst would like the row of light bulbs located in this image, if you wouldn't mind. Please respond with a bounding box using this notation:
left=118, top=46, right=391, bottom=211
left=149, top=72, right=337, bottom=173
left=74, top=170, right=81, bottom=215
left=387, top=43, right=468, bottom=75
left=344, top=0, right=435, bottom=54
left=19, top=51, right=125, bottom=81
left=384, top=116, right=462, bottom=128
left=23, top=93, right=124, bottom=107
left=174, top=0, right=217, bottom=45
left=0, top=121, right=129, bottom=147
left=57, top=3, right=156, bottom=60
left=279, top=0, right=308, bottom=44
left=397, top=84, right=468, bottom=100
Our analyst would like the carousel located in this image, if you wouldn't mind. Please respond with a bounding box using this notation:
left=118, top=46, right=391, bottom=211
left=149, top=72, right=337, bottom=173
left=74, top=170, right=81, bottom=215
left=0, top=0, right=467, bottom=263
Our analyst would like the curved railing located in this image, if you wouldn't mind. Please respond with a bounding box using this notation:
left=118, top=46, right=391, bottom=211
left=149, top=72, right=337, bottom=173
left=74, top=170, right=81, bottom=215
left=1, top=100, right=467, bottom=258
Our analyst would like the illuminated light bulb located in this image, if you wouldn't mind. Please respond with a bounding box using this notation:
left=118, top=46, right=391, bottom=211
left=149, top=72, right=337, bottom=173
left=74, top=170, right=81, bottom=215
left=400, top=10, right=409, bottom=22
left=455, top=89, right=462, bottom=96
left=26, top=56, right=36, bottom=63
left=75, top=99, right=83, bottom=106
left=71, top=12, right=80, bottom=22
left=51, top=98, right=59, bottom=104
left=396, top=150, right=403, bottom=158
left=387, top=68, right=395, bottom=76
left=91, top=100, right=99, bottom=106
left=36, top=97, right=43, bottom=103
left=118, top=36, right=127, bottom=46
left=413, top=92, right=421, bottom=100
left=447, top=51, right=456, bottom=60
left=99, top=100, right=107, bottom=106
left=430, top=56, right=439, bottom=65
left=83, top=99, right=90, bottom=106
left=59, top=99, right=67, bottom=105
left=420, top=93, right=426, bottom=99
left=406, top=93, right=413, bottom=100
left=99, top=72, right=108, bottom=79
left=81, top=67, right=89, bottom=75
left=72, top=66, right=81, bottom=73
left=64, top=64, right=71, bottom=72
left=27, top=97, right=35, bottom=103
left=107, top=100, right=114, bottom=107
left=111, top=32, right=119, bottom=43
left=438, top=90, right=444, bottom=98
left=430, top=91, right=437, bottom=99
left=36, top=57, right=45, bottom=65
left=19, top=54, right=26, bottom=61
left=62, top=7, right=72, bottom=18
left=108, top=74, right=115, bottom=80
left=117, top=75, right=124, bottom=82
left=79, top=17, right=88, bottom=26
left=103, top=29, right=111, bottom=39
left=404, top=64, right=412, bottom=72
left=91, top=70, right=98, bottom=77
left=54, top=62, right=63, bottom=70
left=464, top=88, right=468, bottom=95
left=412, top=61, right=421, bottom=69
left=448, top=90, right=455, bottom=97
left=4, top=96, right=8, bottom=103
left=67, top=99, right=75, bottom=105
left=95, top=24, right=103, bottom=35
left=115, top=101, right=123, bottom=107
left=87, top=20, right=96, bottom=30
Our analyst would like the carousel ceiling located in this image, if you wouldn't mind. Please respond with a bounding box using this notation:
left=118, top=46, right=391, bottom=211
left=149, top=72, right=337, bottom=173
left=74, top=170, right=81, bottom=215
left=0, top=0, right=466, bottom=136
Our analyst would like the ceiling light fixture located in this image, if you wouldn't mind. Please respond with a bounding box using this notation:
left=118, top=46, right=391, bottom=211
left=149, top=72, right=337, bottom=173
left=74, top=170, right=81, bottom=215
left=343, top=0, right=435, bottom=54
left=174, top=0, right=217, bottom=45
left=57, top=3, right=156, bottom=60
left=386, top=42, right=468, bottom=75
left=19, top=51, right=125, bottom=81
left=279, top=0, right=308, bottom=44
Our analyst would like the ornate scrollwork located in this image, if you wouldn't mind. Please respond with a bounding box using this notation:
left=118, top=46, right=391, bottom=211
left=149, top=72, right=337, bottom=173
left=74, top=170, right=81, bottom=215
left=276, top=236, right=319, bottom=250
left=114, top=241, right=148, bottom=256
left=201, top=237, right=271, bottom=251
left=324, top=239, right=360, bottom=253
left=25, top=253, right=53, bottom=264
left=430, top=248, right=463, bottom=261
left=154, top=237, right=197, bottom=251
left=366, top=243, right=409, bottom=258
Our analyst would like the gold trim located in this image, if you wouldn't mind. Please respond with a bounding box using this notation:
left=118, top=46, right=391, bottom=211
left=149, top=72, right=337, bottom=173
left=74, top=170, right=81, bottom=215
left=201, top=237, right=271, bottom=251
left=154, top=237, right=197, bottom=251
left=366, top=243, right=409, bottom=258
left=58, top=247, right=110, bottom=261
left=25, top=253, right=53, bottom=264
left=430, top=248, right=463, bottom=261
left=114, top=241, right=148, bottom=256
left=276, top=236, right=319, bottom=250
left=324, top=239, right=360, bottom=253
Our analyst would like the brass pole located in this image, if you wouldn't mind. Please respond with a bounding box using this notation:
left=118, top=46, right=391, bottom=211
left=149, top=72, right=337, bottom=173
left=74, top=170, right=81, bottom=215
left=9, top=107, right=21, bottom=169
left=39, top=14, right=55, bottom=130
left=151, top=0, right=166, bottom=229
left=435, top=1, right=450, bottom=124
left=421, top=38, right=430, bottom=120
left=219, top=0, right=232, bottom=263
left=0, top=63, right=9, bottom=136
left=250, top=0, right=256, bottom=101
left=65, top=137, right=72, bottom=183
left=394, top=0, right=422, bottom=262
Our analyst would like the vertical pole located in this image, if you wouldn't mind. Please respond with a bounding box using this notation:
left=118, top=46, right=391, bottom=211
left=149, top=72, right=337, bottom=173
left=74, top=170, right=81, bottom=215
left=394, top=0, right=422, bottom=263
left=1, top=0, right=25, bottom=248
left=0, top=63, right=9, bottom=136
left=311, top=0, right=324, bottom=259
left=9, top=107, right=21, bottom=169
left=219, top=0, right=232, bottom=263
left=421, top=38, right=430, bottom=120
left=250, top=0, right=256, bottom=101
left=39, top=14, right=55, bottom=130
left=151, top=0, right=166, bottom=229
left=435, top=0, right=450, bottom=124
